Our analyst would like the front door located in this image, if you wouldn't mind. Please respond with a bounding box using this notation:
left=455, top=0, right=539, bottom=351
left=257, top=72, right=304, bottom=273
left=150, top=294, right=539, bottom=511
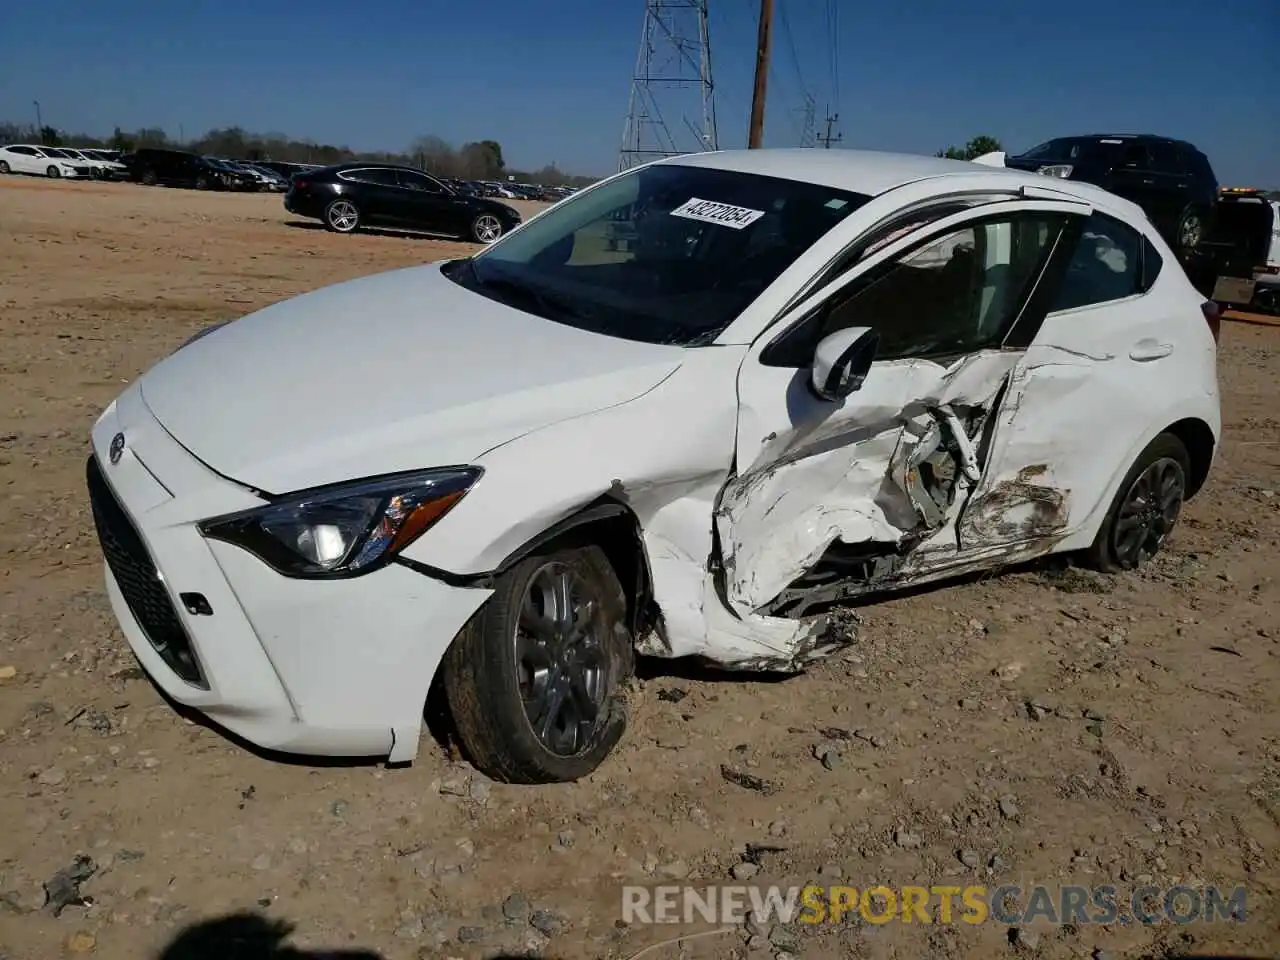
left=715, top=197, right=1090, bottom=618
left=394, top=169, right=467, bottom=234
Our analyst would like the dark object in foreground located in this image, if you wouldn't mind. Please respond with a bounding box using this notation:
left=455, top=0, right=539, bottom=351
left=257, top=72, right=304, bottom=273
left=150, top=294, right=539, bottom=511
left=43, top=854, right=96, bottom=917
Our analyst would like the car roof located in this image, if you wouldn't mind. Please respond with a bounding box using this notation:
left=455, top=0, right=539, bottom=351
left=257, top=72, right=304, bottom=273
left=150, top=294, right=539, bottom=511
left=658, top=147, right=1094, bottom=199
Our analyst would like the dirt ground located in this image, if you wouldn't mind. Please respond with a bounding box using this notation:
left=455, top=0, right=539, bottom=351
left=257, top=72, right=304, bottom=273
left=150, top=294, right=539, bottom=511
left=0, top=176, right=1277, bottom=960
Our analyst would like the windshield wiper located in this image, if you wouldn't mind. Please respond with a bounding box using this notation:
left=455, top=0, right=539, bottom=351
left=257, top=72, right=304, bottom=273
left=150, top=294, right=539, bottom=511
left=476, top=275, right=592, bottom=323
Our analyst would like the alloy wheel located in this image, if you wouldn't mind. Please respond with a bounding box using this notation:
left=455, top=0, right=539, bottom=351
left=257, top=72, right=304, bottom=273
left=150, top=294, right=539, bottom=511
left=1111, top=456, right=1185, bottom=568
left=1179, top=214, right=1203, bottom=250
left=474, top=215, right=502, bottom=243
left=513, top=562, right=609, bottom=757
left=327, top=200, right=359, bottom=232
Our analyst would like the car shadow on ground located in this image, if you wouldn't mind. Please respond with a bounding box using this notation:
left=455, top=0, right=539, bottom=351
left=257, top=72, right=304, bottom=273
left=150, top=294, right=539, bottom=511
left=283, top=220, right=464, bottom=243
left=155, top=911, right=543, bottom=960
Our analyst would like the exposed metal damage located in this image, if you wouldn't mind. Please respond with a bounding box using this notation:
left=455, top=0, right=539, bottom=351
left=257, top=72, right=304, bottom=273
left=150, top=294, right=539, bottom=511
left=709, top=349, right=1070, bottom=632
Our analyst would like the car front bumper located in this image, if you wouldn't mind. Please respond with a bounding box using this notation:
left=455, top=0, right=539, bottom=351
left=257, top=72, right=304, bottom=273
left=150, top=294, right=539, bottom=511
left=87, top=384, right=493, bottom=763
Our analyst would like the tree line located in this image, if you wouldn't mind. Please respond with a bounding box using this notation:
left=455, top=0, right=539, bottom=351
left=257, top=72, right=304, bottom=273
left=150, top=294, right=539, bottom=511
left=0, top=121, right=599, bottom=187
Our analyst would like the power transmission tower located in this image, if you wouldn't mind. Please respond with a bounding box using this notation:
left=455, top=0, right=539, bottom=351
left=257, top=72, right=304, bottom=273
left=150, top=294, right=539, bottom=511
left=799, top=94, right=817, bottom=148
left=619, top=0, right=718, bottom=171
left=817, top=108, right=842, bottom=149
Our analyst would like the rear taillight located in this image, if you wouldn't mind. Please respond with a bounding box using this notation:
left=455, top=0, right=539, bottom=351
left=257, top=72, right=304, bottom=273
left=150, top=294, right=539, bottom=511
left=1201, top=300, right=1221, bottom=343
left=293, top=179, right=308, bottom=191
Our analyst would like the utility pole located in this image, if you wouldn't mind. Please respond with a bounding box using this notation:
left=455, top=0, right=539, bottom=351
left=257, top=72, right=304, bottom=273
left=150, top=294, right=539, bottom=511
left=747, top=0, right=773, bottom=148
left=817, top=108, right=842, bottom=149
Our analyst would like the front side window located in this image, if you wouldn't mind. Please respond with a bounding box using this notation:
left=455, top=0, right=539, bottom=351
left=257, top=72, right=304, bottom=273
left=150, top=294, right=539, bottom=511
left=449, top=163, right=871, bottom=345
left=817, top=214, right=1065, bottom=359
left=397, top=170, right=444, bottom=192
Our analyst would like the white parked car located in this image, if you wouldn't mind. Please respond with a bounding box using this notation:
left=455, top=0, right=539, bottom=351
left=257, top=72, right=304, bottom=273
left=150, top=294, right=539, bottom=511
left=0, top=144, right=92, bottom=178
left=67, top=147, right=129, bottom=179
left=87, top=149, right=1220, bottom=783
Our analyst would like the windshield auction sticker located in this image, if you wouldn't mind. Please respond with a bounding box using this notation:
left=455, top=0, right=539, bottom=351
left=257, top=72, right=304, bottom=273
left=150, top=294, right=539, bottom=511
left=670, top=197, right=766, bottom=230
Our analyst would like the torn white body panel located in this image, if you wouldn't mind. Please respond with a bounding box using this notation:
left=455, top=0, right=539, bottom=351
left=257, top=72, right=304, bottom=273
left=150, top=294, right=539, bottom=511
left=717, top=350, right=1020, bottom=615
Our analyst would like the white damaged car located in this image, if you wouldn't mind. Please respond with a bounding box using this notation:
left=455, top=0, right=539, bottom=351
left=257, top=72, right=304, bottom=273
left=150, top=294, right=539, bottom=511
left=87, top=149, right=1221, bottom=782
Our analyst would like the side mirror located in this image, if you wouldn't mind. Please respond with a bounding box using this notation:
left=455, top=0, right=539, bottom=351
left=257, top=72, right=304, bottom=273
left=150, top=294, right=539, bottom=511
left=810, top=326, right=879, bottom=401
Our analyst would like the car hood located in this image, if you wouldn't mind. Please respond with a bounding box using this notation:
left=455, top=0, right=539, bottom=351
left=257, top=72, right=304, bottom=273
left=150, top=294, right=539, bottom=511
left=139, top=263, right=685, bottom=493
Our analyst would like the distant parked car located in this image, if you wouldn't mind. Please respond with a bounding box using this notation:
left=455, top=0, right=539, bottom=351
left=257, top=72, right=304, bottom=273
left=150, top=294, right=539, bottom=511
left=202, top=158, right=261, bottom=191
left=0, top=144, right=92, bottom=178
left=57, top=147, right=128, bottom=180
left=72, top=148, right=129, bottom=179
left=1004, top=134, right=1218, bottom=258
left=238, top=163, right=289, bottom=191
left=285, top=163, right=522, bottom=241
left=123, top=148, right=232, bottom=189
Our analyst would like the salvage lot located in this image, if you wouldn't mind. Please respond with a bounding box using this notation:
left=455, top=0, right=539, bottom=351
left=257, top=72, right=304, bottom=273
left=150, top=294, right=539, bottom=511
left=0, top=176, right=1278, bottom=959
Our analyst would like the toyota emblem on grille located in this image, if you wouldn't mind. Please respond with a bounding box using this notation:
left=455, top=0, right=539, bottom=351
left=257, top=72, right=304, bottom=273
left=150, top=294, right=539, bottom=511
left=108, top=432, right=125, bottom=465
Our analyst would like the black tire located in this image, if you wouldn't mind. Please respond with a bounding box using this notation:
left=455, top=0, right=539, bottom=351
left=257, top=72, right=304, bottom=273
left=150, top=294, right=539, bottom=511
left=1081, top=433, right=1190, bottom=573
left=141, top=169, right=158, bottom=186
left=46, top=165, right=60, bottom=179
left=1174, top=205, right=1205, bottom=257
left=442, top=545, right=634, bottom=783
left=323, top=198, right=360, bottom=234
left=0, top=160, right=11, bottom=174
left=195, top=175, right=211, bottom=191
left=469, top=212, right=504, bottom=244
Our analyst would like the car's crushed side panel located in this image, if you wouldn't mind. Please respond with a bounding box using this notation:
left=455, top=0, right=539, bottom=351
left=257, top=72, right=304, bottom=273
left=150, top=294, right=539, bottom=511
left=714, top=351, right=1027, bottom=620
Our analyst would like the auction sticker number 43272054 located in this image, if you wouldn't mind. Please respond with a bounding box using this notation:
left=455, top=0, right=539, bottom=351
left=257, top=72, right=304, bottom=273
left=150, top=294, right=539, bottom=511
left=670, top=197, right=767, bottom=230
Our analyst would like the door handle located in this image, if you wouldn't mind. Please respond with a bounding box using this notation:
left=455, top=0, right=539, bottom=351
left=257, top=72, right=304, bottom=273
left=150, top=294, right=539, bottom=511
left=1141, top=178, right=1155, bottom=185
left=1129, top=339, right=1173, bottom=361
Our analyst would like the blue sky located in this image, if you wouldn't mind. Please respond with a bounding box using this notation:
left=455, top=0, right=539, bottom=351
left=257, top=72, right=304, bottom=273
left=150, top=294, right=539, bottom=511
left=1, top=0, right=1276, bottom=182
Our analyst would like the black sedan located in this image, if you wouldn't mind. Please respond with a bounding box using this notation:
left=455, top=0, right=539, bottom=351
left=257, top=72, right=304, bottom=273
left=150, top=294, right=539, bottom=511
left=284, top=163, right=522, bottom=242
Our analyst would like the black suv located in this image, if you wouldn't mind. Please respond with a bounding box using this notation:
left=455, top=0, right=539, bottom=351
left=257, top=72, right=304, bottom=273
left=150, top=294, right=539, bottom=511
left=122, top=148, right=233, bottom=190
left=1004, top=135, right=1218, bottom=258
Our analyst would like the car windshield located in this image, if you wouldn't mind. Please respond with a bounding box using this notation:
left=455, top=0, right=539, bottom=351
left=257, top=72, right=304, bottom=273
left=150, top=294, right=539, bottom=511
left=1016, top=138, right=1092, bottom=162
left=452, top=163, right=870, bottom=346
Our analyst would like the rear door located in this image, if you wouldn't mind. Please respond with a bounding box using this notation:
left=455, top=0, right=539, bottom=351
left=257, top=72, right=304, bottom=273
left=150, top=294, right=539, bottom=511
left=340, top=168, right=401, bottom=223
left=1108, top=143, right=1167, bottom=231
left=716, top=196, right=1090, bottom=617
left=959, top=211, right=1192, bottom=557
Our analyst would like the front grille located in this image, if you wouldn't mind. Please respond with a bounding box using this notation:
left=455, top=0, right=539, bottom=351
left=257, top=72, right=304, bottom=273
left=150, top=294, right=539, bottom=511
left=86, top=456, right=207, bottom=688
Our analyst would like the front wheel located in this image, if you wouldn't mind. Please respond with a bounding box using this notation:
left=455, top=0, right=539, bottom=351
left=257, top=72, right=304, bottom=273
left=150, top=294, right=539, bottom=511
left=1081, top=433, right=1190, bottom=573
left=470, top=213, right=504, bottom=244
left=46, top=165, right=61, bottom=178
left=0, top=160, right=10, bottom=174
left=442, top=545, right=633, bottom=783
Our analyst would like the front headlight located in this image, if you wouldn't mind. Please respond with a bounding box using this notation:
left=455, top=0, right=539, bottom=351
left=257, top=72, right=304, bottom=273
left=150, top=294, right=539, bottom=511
left=199, top=467, right=482, bottom=578
left=1037, top=164, right=1073, bottom=179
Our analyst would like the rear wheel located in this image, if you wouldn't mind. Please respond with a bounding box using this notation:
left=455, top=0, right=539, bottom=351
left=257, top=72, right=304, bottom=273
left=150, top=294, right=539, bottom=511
left=195, top=175, right=211, bottom=191
left=0, top=160, right=9, bottom=174
left=1081, top=433, right=1189, bottom=573
left=46, top=165, right=60, bottom=178
left=442, top=545, right=633, bottom=783
left=324, top=198, right=360, bottom=233
left=141, top=170, right=158, bottom=186
left=1175, top=205, right=1204, bottom=256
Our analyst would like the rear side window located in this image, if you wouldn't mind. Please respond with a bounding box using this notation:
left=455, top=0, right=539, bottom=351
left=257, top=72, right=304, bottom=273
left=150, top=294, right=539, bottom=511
left=1049, top=213, right=1148, bottom=311
left=1148, top=141, right=1179, bottom=172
